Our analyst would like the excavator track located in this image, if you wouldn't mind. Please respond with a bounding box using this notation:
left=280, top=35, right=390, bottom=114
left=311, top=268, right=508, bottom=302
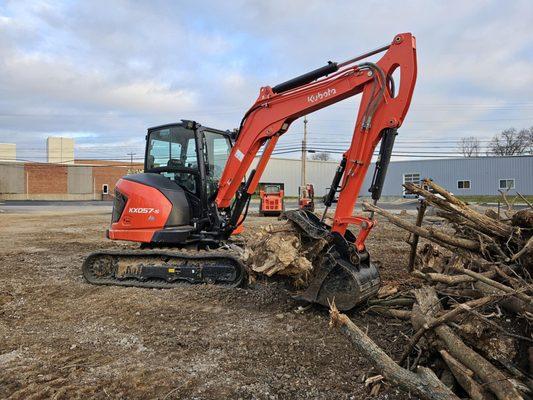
left=82, top=248, right=246, bottom=289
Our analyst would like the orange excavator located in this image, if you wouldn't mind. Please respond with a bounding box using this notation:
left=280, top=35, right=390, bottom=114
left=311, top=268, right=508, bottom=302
left=82, top=33, right=417, bottom=310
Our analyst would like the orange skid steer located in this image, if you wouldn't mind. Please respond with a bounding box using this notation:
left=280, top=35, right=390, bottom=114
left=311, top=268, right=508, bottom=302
left=259, top=183, right=285, bottom=216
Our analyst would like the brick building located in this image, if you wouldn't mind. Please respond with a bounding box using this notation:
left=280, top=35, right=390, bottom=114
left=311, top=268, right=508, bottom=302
left=0, top=160, right=143, bottom=201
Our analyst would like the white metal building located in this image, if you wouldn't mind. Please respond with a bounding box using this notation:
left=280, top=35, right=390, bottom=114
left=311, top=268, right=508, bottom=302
left=257, top=155, right=533, bottom=197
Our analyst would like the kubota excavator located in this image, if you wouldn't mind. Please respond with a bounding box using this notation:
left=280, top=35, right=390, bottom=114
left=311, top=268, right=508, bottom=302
left=82, top=33, right=417, bottom=310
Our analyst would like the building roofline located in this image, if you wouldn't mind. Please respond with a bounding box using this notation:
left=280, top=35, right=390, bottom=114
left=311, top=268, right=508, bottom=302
left=381, top=154, right=533, bottom=164
left=264, top=155, right=532, bottom=164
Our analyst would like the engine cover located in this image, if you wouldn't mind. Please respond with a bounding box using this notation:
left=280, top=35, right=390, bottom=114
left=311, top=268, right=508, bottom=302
left=108, top=173, right=194, bottom=244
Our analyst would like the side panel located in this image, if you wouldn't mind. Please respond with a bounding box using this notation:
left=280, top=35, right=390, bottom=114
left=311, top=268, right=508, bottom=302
left=109, top=179, right=173, bottom=243
left=124, top=173, right=191, bottom=227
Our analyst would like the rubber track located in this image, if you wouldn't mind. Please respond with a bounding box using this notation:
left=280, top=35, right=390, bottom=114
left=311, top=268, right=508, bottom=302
left=82, top=248, right=246, bottom=289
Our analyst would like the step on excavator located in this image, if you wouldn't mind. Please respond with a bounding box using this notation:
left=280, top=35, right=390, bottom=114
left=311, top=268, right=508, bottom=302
left=82, top=33, right=417, bottom=310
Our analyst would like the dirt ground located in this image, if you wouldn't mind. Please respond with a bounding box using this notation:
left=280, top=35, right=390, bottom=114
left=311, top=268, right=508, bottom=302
left=0, top=209, right=419, bottom=399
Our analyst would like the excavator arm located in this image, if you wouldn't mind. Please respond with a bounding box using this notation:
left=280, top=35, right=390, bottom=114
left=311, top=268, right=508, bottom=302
left=216, top=33, right=417, bottom=252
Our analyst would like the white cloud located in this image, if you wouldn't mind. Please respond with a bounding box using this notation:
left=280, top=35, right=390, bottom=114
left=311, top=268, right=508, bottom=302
left=0, top=0, right=532, bottom=160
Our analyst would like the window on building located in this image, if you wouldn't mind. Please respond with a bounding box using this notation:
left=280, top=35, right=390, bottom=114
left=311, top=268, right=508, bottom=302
left=457, top=180, right=471, bottom=189
left=499, top=179, right=515, bottom=190
left=102, top=184, right=109, bottom=195
left=403, top=173, right=420, bottom=185
left=402, top=173, right=420, bottom=196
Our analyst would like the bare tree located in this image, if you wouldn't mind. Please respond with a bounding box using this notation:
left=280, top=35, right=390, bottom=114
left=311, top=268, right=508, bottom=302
left=458, top=136, right=480, bottom=157
left=487, top=127, right=532, bottom=156
left=524, top=126, right=533, bottom=154
left=310, top=152, right=331, bottom=161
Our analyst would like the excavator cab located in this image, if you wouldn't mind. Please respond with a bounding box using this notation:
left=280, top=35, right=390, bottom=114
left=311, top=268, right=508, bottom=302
left=145, top=121, right=232, bottom=202
left=107, top=120, right=233, bottom=245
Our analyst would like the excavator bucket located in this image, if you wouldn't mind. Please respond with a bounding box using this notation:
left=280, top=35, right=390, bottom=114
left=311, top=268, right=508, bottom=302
left=284, top=210, right=380, bottom=310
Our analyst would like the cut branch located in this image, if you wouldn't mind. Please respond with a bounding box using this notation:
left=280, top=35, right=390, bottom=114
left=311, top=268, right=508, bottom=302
left=509, top=236, right=533, bottom=263
left=363, top=202, right=480, bottom=251
left=452, top=265, right=532, bottom=305
left=403, top=182, right=514, bottom=240
left=516, top=192, right=533, bottom=210
left=329, top=303, right=459, bottom=400
left=408, top=200, right=428, bottom=271
left=365, top=306, right=412, bottom=320
left=413, top=286, right=523, bottom=400
left=413, top=270, right=496, bottom=285
left=367, top=297, right=414, bottom=308
left=474, top=281, right=533, bottom=315
left=398, top=296, right=494, bottom=366
left=440, top=350, right=495, bottom=400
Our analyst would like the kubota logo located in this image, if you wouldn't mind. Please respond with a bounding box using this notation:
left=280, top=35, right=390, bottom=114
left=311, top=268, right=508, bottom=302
left=307, top=88, right=336, bottom=103
left=128, top=207, right=160, bottom=214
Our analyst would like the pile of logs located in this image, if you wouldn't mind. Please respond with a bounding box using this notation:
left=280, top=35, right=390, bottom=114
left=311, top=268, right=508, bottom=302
left=332, top=180, right=532, bottom=400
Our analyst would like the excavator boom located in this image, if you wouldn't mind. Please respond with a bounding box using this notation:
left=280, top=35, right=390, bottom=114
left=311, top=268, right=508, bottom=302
left=216, top=33, right=417, bottom=249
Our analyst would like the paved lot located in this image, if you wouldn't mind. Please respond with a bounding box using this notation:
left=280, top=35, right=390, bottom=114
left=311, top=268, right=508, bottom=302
left=0, top=200, right=113, bottom=214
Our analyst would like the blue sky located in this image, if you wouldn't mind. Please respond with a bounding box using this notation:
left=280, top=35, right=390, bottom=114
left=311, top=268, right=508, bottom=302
left=0, top=0, right=532, bottom=161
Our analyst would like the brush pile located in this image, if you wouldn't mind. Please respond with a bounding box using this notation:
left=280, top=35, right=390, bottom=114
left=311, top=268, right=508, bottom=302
left=332, top=180, right=532, bottom=400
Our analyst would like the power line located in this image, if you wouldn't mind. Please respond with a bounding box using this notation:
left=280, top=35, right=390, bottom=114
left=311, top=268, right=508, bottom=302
left=267, top=149, right=476, bottom=158
left=13, top=139, right=494, bottom=152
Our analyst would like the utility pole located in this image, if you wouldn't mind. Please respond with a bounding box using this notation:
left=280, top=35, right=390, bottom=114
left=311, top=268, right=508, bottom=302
left=301, top=116, right=308, bottom=187
left=127, top=152, right=136, bottom=167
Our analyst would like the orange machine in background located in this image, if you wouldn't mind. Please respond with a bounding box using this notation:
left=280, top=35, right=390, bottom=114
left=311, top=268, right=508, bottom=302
left=259, top=182, right=284, bottom=216
left=298, top=183, right=315, bottom=212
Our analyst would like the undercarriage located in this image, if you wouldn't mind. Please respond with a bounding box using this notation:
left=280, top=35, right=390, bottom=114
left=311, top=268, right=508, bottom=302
left=83, top=210, right=380, bottom=311
left=82, top=248, right=246, bottom=289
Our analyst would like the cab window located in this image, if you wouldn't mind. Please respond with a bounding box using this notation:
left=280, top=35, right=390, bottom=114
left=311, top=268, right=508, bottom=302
left=203, top=130, right=231, bottom=196
left=146, top=126, right=198, bottom=193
